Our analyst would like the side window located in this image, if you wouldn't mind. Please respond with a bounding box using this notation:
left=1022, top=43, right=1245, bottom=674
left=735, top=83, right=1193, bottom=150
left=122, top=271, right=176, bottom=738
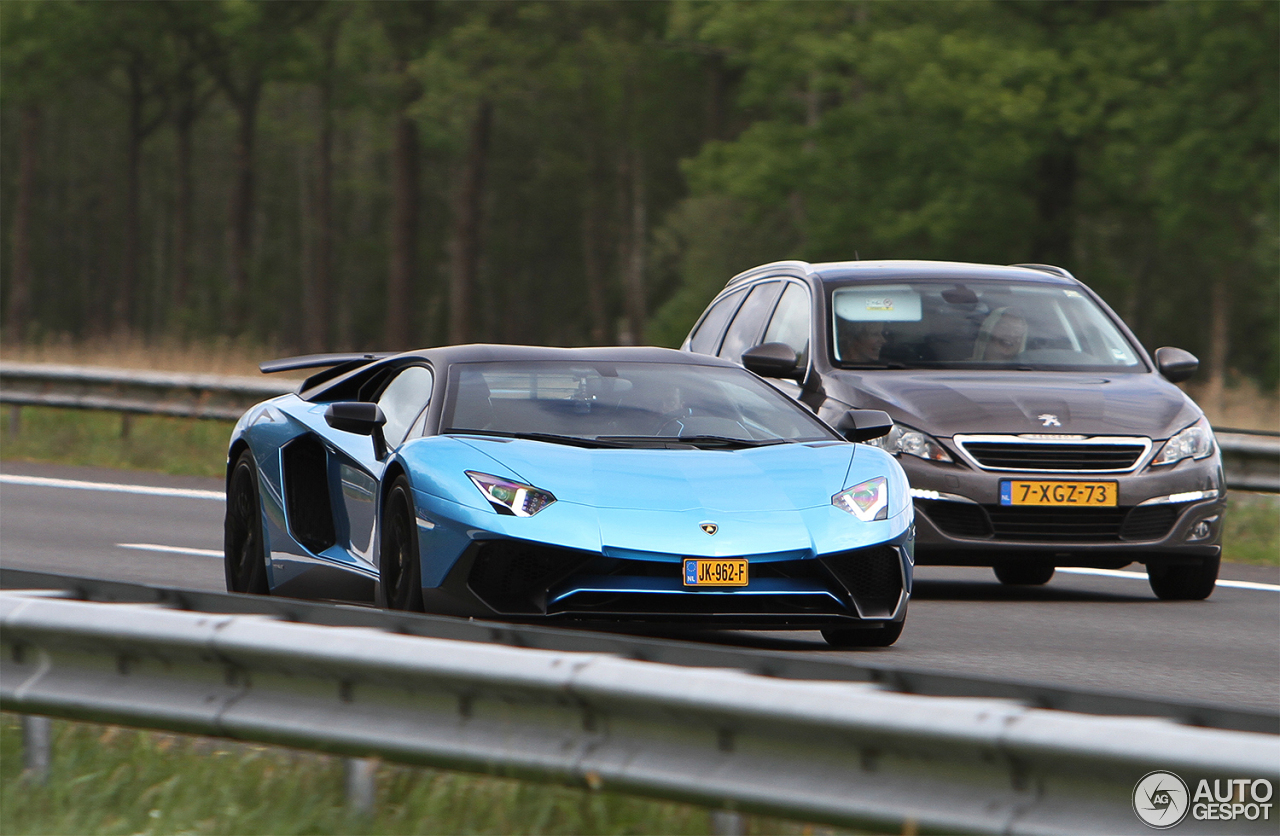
left=687, top=288, right=746, bottom=355
left=377, top=366, right=434, bottom=448
left=762, top=282, right=811, bottom=368
left=718, top=282, right=783, bottom=363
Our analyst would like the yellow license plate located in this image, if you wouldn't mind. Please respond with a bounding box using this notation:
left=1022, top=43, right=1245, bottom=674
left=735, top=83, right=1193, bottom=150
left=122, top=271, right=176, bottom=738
left=683, top=558, right=748, bottom=587
left=1001, top=480, right=1118, bottom=507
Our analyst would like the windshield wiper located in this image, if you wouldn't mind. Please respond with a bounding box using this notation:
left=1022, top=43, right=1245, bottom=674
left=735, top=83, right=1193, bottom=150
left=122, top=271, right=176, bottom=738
left=448, top=429, right=626, bottom=448
left=597, top=435, right=787, bottom=449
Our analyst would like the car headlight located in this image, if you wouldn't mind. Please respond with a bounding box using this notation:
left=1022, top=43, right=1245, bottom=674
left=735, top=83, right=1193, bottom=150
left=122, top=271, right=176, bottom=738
left=833, top=476, right=889, bottom=521
left=864, top=424, right=953, bottom=462
left=1151, top=418, right=1214, bottom=466
left=466, top=471, right=556, bottom=516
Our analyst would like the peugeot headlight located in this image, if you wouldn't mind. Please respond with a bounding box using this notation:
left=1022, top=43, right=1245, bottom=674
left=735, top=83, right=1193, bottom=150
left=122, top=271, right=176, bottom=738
left=864, top=424, right=952, bottom=463
left=1152, top=418, right=1214, bottom=466
left=833, top=476, right=889, bottom=521
left=466, top=471, right=556, bottom=516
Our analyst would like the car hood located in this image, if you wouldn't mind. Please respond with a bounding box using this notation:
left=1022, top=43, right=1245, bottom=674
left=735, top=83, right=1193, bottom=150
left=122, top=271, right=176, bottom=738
left=454, top=437, right=857, bottom=512
left=827, top=370, right=1203, bottom=439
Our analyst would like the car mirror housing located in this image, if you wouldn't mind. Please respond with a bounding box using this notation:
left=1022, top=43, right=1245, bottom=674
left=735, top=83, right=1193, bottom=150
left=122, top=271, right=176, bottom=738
left=836, top=409, right=894, bottom=443
left=324, top=402, right=388, bottom=459
left=742, top=342, right=800, bottom=379
left=1154, top=347, right=1198, bottom=383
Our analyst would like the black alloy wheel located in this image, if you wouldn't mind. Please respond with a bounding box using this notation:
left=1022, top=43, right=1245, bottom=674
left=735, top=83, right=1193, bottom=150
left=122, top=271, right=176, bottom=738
left=993, top=562, right=1056, bottom=586
left=821, top=617, right=905, bottom=648
left=1147, top=556, right=1219, bottom=601
left=380, top=475, right=426, bottom=612
left=224, top=450, right=269, bottom=594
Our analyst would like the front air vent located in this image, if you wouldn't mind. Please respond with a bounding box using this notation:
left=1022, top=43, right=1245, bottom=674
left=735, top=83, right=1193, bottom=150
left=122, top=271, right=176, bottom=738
left=819, top=546, right=904, bottom=618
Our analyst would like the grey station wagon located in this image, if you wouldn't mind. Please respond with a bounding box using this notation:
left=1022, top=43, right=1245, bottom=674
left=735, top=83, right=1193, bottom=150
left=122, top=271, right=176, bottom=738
left=682, top=260, right=1225, bottom=600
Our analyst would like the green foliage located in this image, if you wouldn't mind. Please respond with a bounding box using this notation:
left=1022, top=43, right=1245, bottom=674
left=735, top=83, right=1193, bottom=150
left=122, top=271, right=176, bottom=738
left=1223, top=492, right=1280, bottom=568
left=0, top=1, right=1275, bottom=384
left=0, top=715, right=833, bottom=835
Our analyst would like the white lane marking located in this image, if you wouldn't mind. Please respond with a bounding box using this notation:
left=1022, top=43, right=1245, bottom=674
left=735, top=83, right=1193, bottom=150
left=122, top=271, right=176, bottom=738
left=0, top=473, right=223, bottom=501
left=119, top=543, right=223, bottom=558
left=1057, top=566, right=1279, bottom=592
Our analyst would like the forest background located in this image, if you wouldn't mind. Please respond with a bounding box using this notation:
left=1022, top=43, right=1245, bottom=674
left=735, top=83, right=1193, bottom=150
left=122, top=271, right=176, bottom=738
left=2, top=0, right=1277, bottom=415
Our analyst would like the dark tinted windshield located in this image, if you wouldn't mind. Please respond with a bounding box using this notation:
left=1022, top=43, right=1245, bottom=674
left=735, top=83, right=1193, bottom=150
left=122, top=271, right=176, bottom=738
left=444, top=361, right=835, bottom=446
left=830, top=280, right=1143, bottom=371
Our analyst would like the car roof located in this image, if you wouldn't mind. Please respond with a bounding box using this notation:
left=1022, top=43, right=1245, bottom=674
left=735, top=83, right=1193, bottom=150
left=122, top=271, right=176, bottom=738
left=724, top=259, right=1078, bottom=289
left=297, top=344, right=743, bottom=401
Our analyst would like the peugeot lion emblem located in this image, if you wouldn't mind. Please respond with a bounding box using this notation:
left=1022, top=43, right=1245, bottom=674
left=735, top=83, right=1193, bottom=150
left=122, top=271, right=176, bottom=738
left=700, top=522, right=719, bottom=535
left=1038, top=414, right=1061, bottom=427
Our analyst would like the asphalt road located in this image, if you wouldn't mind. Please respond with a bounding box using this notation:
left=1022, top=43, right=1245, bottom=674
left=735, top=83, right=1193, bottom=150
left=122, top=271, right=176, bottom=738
left=2, top=461, right=1276, bottom=713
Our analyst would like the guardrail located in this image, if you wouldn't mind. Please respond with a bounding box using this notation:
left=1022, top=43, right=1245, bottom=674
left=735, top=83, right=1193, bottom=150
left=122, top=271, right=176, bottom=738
left=1, top=362, right=1276, bottom=490
left=2, top=589, right=1277, bottom=835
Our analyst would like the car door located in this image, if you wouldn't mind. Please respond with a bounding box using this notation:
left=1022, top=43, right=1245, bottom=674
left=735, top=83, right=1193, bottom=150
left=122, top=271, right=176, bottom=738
left=332, top=364, right=433, bottom=570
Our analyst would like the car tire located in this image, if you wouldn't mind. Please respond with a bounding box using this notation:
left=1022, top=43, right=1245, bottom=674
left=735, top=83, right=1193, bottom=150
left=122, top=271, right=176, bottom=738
left=993, top=562, right=1055, bottom=586
left=381, top=475, right=425, bottom=612
left=224, top=450, right=269, bottom=595
left=1147, top=556, right=1219, bottom=601
left=821, top=619, right=905, bottom=648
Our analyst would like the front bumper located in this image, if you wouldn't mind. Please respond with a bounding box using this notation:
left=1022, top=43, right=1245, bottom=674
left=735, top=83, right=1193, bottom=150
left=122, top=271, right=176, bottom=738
left=899, top=452, right=1226, bottom=569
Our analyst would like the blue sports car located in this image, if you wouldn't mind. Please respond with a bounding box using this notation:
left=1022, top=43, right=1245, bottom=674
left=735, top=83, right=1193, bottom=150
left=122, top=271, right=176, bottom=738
left=225, top=345, right=914, bottom=647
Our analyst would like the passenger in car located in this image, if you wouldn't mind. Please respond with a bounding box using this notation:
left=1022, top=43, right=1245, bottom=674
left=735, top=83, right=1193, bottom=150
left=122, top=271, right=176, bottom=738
left=974, top=307, right=1027, bottom=361
left=839, top=320, right=888, bottom=363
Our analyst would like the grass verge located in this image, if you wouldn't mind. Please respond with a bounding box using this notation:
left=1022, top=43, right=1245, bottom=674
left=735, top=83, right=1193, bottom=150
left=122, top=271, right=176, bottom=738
left=0, top=715, right=836, bottom=836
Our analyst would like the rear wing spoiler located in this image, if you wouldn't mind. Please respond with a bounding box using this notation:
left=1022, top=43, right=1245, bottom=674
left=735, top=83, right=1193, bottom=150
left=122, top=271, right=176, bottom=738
left=260, top=352, right=396, bottom=396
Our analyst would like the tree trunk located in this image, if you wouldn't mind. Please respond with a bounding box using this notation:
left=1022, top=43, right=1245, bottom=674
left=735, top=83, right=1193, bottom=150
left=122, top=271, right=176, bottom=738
left=387, top=111, right=418, bottom=350
left=582, top=142, right=608, bottom=344
left=118, top=63, right=145, bottom=335
left=1029, top=139, right=1077, bottom=266
left=622, top=149, right=647, bottom=346
left=227, top=83, right=261, bottom=332
left=448, top=100, right=492, bottom=345
left=5, top=105, right=39, bottom=341
left=1203, top=270, right=1230, bottom=417
left=173, top=107, right=195, bottom=317
left=305, top=31, right=337, bottom=354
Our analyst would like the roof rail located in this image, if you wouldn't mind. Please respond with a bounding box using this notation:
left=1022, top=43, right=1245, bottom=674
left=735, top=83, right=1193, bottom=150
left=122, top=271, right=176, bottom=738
left=1011, top=263, right=1076, bottom=280
left=725, top=260, right=813, bottom=288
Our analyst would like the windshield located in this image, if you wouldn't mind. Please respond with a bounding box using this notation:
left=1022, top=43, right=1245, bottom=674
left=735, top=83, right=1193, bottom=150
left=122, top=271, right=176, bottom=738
left=830, top=280, right=1144, bottom=371
left=443, top=361, right=835, bottom=447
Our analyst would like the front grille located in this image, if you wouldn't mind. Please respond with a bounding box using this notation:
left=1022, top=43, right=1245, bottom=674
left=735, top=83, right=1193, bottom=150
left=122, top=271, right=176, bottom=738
left=959, top=441, right=1146, bottom=471
left=553, top=592, right=846, bottom=616
left=820, top=546, right=903, bottom=618
left=986, top=506, right=1128, bottom=541
left=1120, top=504, right=1182, bottom=541
left=917, top=500, right=992, bottom=537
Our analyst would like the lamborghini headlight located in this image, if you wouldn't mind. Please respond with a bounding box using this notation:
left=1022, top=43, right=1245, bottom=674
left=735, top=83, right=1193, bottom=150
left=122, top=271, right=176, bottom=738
left=1152, top=418, right=1214, bottom=466
left=833, top=476, right=889, bottom=521
left=864, top=424, right=952, bottom=462
left=466, top=471, right=556, bottom=517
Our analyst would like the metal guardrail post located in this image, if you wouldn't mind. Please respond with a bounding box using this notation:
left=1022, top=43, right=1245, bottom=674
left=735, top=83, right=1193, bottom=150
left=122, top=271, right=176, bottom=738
left=344, top=757, right=378, bottom=815
left=21, top=714, right=51, bottom=784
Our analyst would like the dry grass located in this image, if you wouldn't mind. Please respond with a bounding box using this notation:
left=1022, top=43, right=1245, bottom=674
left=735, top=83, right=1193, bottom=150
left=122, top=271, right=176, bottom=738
left=0, top=335, right=281, bottom=377
left=1184, top=375, right=1280, bottom=432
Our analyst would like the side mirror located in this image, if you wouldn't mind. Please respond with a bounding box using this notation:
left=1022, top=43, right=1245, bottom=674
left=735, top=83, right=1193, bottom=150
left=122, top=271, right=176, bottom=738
left=1154, top=347, right=1198, bottom=383
left=742, top=342, right=800, bottom=379
left=325, top=402, right=388, bottom=460
left=835, top=409, right=894, bottom=443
